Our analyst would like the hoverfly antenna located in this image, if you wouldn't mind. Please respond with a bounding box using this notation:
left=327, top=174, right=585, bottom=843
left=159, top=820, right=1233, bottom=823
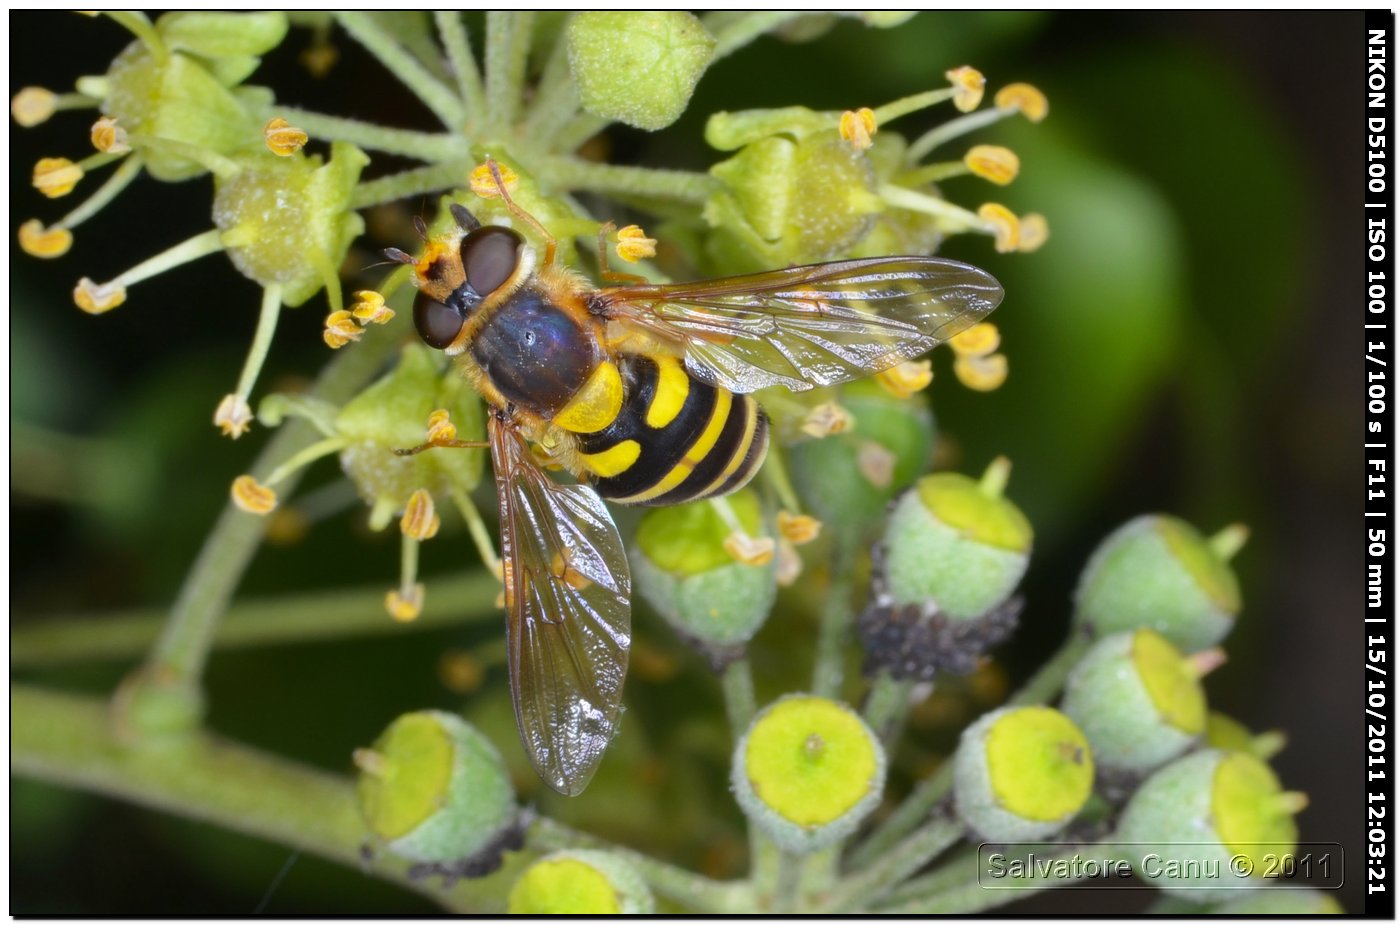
left=450, top=203, right=481, bottom=232
left=383, top=247, right=415, bottom=265
left=412, top=215, right=429, bottom=241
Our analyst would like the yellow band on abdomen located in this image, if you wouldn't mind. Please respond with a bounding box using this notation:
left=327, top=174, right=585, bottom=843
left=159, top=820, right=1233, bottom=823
left=581, top=438, right=641, bottom=477
left=645, top=355, right=690, bottom=429
left=614, top=388, right=733, bottom=504
left=552, top=360, right=624, bottom=434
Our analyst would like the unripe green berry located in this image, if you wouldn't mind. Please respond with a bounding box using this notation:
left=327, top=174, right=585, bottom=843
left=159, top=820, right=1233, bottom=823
left=883, top=458, right=1032, bottom=619
left=566, top=12, right=715, bottom=131
left=507, top=850, right=655, bottom=915
left=336, top=344, right=485, bottom=528
left=1061, top=629, right=1208, bottom=773
left=1073, top=515, right=1245, bottom=652
left=631, top=490, right=776, bottom=654
left=1116, top=749, right=1304, bottom=900
left=355, top=711, right=518, bottom=868
left=213, top=141, right=369, bottom=306
left=787, top=380, right=936, bottom=539
left=732, top=695, right=886, bottom=853
left=1205, top=712, right=1287, bottom=761
left=953, top=706, right=1094, bottom=841
left=156, top=11, right=288, bottom=58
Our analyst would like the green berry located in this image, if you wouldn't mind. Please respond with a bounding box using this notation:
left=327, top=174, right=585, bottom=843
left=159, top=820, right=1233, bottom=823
left=1061, top=629, right=1207, bottom=773
left=566, top=12, right=715, bottom=131
left=732, top=695, right=886, bottom=853
left=1116, top=749, right=1304, bottom=900
left=355, top=711, right=518, bottom=868
left=507, top=850, right=655, bottom=915
left=631, top=490, right=776, bottom=654
left=953, top=706, right=1094, bottom=841
left=1073, top=515, right=1245, bottom=652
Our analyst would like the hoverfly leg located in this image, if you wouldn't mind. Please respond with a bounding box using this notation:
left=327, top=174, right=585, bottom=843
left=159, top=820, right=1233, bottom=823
left=394, top=438, right=490, bottom=457
left=484, top=156, right=558, bottom=267
left=594, top=220, right=647, bottom=286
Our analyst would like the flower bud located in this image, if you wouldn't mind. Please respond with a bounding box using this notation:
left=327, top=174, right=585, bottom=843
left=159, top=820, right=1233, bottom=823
left=631, top=490, right=776, bottom=661
left=336, top=344, right=485, bottom=527
left=732, top=695, right=886, bottom=853
left=213, top=141, right=369, bottom=306
left=787, top=380, right=936, bottom=540
left=953, top=706, right=1093, bottom=842
left=355, top=710, right=520, bottom=872
left=566, top=12, right=715, bottom=131
left=508, top=850, right=655, bottom=914
left=1060, top=629, right=1207, bottom=773
left=1116, top=749, right=1303, bottom=900
left=1073, top=515, right=1245, bottom=652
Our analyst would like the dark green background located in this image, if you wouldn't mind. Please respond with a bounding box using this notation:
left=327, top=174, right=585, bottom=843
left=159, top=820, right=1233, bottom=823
left=11, top=11, right=1365, bottom=914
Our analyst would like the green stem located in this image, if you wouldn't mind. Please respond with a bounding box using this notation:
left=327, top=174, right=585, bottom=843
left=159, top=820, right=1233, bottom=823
left=811, top=540, right=856, bottom=699
left=335, top=12, right=466, bottom=131
left=529, top=816, right=748, bottom=913
left=535, top=156, right=719, bottom=205
left=105, top=10, right=166, bottom=60
left=522, top=28, right=581, bottom=147
left=720, top=658, right=756, bottom=737
left=55, top=153, right=144, bottom=231
left=848, top=631, right=1093, bottom=868
left=230, top=284, right=283, bottom=408
left=821, top=815, right=963, bottom=912
left=874, top=843, right=1101, bottom=913
left=771, top=850, right=803, bottom=912
left=109, top=228, right=226, bottom=289
left=483, top=11, right=533, bottom=135
left=273, top=106, right=466, bottom=162
left=551, top=113, right=610, bottom=154
left=136, top=313, right=409, bottom=694
left=703, top=11, right=805, bottom=60
left=351, top=161, right=473, bottom=209
left=13, top=572, right=502, bottom=668
left=906, top=107, right=1013, bottom=163
left=434, top=12, right=487, bottom=125
left=862, top=671, right=916, bottom=744
left=11, top=683, right=524, bottom=912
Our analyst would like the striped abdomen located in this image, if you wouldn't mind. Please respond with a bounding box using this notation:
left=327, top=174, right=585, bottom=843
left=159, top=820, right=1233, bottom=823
left=576, top=354, right=769, bottom=507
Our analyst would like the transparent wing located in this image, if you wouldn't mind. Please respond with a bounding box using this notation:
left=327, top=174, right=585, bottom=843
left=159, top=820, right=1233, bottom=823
left=490, top=413, right=631, bottom=797
left=597, top=257, right=1004, bottom=394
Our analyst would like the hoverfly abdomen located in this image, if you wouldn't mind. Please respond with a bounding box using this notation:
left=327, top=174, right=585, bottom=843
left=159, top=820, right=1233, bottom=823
left=578, top=354, right=769, bottom=507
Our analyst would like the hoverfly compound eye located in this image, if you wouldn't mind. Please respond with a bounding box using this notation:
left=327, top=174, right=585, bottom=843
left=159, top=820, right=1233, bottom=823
left=413, top=291, right=466, bottom=350
left=460, top=226, right=524, bottom=298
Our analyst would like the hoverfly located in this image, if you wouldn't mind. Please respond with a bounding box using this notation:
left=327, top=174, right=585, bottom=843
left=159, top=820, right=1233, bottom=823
left=389, top=161, right=1003, bottom=796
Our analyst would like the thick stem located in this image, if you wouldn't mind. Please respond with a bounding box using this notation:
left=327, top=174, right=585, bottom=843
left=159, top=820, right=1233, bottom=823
left=534, top=156, right=719, bottom=205
left=350, top=161, right=474, bottom=209
left=11, top=684, right=524, bottom=912
left=720, top=658, right=756, bottom=737
left=811, top=540, right=856, bottom=699
left=704, top=11, right=805, bottom=60
left=874, top=843, right=1104, bottom=913
left=272, top=106, right=466, bottom=162
left=821, top=815, right=963, bottom=912
left=483, top=11, right=534, bottom=135
left=13, top=571, right=502, bottom=668
left=862, top=671, right=916, bottom=744
left=434, top=12, right=486, bottom=126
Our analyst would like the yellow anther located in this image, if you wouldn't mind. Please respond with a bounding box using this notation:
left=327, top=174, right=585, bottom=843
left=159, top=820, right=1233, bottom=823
left=945, top=66, right=986, bottom=113
left=33, top=157, right=83, bottom=198
left=839, top=107, right=878, bottom=151
left=777, top=510, right=822, bottom=546
left=263, top=116, right=308, bottom=157
left=723, top=531, right=776, bottom=567
left=400, top=489, right=441, bottom=540
left=322, top=310, right=362, bottom=349
left=438, top=649, right=485, bottom=694
left=231, top=474, right=278, bottom=514
left=214, top=393, right=255, bottom=438
left=300, top=42, right=339, bottom=78
left=426, top=408, right=457, bottom=443
left=469, top=160, right=518, bottom=200
left=964, top=144, right=1019, bottom=186
left=12, top=86, right=56, bottom=127
left=775, top=539, right=803, bottom=587
left=72, top=277, right=126, bottom=314
left=994, top=83, right=1049, bottom=122
left=801, top=401, right=854, bottom=438
left=856, top=440, right=896, bottom=490
left=615, top=224, right=657, bottom=263
left=18, top=220, right=72, bottom=258
left=1017, top=213, right=1049, bottom=252
left=386, top=584, right=425, bottom=622
left=875, top=359, right=934, bottom=399
left=90, top=116, right=130, bottom=154
left=954, top=352, right=1009, bottom=391
left=977, top=202, right=1021, bottom=253
left=551, top=549, right=593, bottom=590
left=949, top=322, right=1000, bottom=357
left=350, top=289, right=394, bottom=325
